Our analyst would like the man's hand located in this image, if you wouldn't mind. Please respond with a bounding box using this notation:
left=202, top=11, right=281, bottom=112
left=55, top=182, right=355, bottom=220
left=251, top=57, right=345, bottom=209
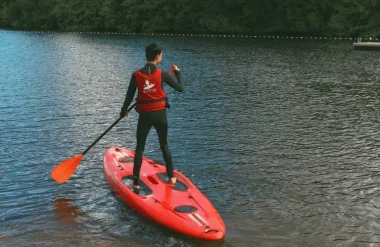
left=120, top=111, right=128, bottom=118
left=172, top=64, right=180, bottom=71
left=170, top=64, right=180, bottom=74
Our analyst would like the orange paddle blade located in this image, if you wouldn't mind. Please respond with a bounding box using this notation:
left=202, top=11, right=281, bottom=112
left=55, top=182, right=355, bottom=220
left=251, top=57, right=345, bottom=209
left=51, top=154, right=84, bottom=183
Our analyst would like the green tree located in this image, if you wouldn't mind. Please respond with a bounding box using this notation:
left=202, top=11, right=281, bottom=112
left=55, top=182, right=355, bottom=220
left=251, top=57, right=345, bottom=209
left=1, top=0, right=379, bottom=37
left=0, top=0, right=9, bottom=27
left=52, top=0, right=103, bottom=31
left=327, top=0, right=377, bottom=36
left=100, top=0, right=124, bottom=31
left=4, top=0, right=55, bottom=29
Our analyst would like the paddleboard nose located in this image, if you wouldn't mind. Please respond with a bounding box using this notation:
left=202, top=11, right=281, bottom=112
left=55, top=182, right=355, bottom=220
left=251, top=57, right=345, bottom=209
left=202, top=228, right=225, bottom=240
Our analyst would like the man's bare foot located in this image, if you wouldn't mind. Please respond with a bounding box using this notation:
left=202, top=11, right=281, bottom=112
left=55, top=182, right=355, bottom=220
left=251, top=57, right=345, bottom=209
left=169, top=177, right=177, bottom=185
left=131, top=184, right=140, bottom=189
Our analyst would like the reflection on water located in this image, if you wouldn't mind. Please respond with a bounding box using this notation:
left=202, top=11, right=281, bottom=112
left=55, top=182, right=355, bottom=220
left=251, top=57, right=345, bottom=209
left=54, top=198, right=81, bottom=225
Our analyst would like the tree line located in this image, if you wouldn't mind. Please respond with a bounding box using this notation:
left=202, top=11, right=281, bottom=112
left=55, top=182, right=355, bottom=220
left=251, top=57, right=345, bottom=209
left=0, top=0, right=379, bottom=37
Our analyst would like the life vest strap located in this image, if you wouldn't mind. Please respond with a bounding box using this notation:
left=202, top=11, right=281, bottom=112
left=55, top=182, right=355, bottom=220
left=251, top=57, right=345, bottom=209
left=136, top=97, right=166, bottom=105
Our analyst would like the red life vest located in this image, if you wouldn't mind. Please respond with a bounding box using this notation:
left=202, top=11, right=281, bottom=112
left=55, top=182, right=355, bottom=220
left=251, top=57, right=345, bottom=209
left=135, top=68, right=167, bottom=112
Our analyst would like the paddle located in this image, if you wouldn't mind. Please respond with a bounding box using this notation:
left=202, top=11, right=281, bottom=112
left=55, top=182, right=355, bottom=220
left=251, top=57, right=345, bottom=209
left=51, top=103, right=137, bottom=183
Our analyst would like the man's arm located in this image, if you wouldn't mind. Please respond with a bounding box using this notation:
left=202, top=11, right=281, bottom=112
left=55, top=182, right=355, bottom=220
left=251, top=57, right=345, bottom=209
left=120, top=74, right=137, bottom=116
left=162, top=69, right=184, bottom=92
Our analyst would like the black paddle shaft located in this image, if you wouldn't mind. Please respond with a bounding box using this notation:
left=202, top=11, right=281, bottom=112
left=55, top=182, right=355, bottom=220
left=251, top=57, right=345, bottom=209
left=82, top=103, right=136, bottom=155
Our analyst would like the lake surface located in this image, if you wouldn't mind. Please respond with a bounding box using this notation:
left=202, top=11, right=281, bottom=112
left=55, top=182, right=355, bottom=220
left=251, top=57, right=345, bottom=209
left=1, top=30, right=380, bottom=247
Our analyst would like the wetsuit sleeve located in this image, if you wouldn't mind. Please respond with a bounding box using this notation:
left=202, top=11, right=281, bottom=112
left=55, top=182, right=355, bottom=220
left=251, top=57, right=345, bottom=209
left=120, top=73, right=137, bottom=114
left=162, top=71, right=184, bottom=92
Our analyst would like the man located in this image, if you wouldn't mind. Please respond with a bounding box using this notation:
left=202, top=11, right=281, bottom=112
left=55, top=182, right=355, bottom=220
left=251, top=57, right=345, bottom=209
left=120, top=43, right=184, bottom=190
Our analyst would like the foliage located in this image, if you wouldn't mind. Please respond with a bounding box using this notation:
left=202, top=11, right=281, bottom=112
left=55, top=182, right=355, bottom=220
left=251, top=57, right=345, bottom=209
left=0, top=0, right=379, bottom=36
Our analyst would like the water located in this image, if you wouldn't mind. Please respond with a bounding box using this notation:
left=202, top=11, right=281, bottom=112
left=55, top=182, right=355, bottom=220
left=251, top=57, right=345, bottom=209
left=1, top=31, right=380, bottom=247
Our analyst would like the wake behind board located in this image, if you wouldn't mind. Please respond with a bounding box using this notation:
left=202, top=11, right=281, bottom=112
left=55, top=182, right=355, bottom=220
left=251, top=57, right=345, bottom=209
left=103, top=147, right=225, bottom=240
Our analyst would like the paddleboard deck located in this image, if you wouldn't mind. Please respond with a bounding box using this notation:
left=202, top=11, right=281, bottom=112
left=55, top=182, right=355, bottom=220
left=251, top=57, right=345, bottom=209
left=103, top=146, right=225, bottom=240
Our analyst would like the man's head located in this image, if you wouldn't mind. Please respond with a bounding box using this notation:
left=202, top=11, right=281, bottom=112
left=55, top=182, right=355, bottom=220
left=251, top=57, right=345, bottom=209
left=146, top=43, right=163, bottom=64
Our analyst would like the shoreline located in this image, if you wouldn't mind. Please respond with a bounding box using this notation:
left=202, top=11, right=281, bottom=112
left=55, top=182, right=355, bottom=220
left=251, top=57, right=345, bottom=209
left=0, top=28, right=375, bottom=42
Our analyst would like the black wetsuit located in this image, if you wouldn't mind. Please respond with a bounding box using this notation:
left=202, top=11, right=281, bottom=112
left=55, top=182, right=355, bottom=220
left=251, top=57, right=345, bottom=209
left=120, top=63, right=184, bottom=185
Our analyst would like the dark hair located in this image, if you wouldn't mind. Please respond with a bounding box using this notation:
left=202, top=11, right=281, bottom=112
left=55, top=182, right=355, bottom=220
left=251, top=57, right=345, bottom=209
left=145, top=43, right=162, bottom=61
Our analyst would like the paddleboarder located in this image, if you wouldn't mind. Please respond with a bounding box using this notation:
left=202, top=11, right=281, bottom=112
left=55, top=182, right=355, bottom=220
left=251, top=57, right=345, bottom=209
left=120, top=43, right=184, bottom=190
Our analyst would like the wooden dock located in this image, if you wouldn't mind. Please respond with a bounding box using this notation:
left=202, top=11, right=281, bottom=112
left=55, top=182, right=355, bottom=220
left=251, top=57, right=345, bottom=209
left=353, top=42, right=380, bottom=51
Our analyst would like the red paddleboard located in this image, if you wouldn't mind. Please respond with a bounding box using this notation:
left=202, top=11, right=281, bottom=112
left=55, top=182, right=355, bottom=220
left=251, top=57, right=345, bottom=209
left=103, top=146, right=226, bottom=240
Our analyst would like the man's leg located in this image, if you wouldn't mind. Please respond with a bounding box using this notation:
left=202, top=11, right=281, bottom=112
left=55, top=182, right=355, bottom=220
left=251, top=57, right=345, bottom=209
left=133, top=113, right=152, bottom=187
left=153, top=110, right=176, bottom=183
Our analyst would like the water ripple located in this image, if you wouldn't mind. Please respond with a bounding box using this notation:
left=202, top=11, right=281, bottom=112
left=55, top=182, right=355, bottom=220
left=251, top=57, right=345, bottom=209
left=1, top=32, right=380, bottom=246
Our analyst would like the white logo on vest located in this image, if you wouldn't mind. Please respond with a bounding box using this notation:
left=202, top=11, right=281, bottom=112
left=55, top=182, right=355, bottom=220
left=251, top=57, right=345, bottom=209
left=143, top=79, right=156, bottom=93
